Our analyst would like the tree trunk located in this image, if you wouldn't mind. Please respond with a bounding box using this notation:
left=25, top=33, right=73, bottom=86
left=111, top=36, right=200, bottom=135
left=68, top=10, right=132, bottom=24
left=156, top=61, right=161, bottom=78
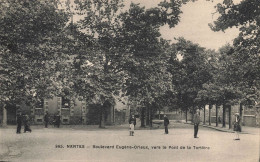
left=209, top=104, right=212, bottom=126
left=158, top=109, right=160, bottom=120
left=145, top=106, right=149, bottom=126
left=2, top=104, right=7, bottom=127
left=140, top=107, right=145, bottom=127
left=222, top=104, right=226, bottom=128
left=113, top=106, right=115, bottom=124
left=239, top=103, right=243, bottom=131
left=149, top=108, right=153, bottom=128
left=216, top=104, right=219, bottom=127
left=99, top=105, right=105, bottom=128
left=203, top=105, right=206, bottom=125
left=100, top=55, right=109, bottom=128
left=228, top=105, right=232, bottom=129
left=185, top=109, right=188, bottom=123
left=192, top=106, right=195, bottom=123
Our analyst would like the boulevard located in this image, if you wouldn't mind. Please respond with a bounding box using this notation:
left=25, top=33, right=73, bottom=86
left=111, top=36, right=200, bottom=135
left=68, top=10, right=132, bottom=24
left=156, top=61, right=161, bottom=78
left=0, top=123, right=259, bottom=162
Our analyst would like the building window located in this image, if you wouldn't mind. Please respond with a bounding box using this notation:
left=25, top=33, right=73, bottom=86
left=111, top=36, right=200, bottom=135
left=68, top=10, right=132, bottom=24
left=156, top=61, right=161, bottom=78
left=245, top=107, right=254, bottom=112
left=35, top=99, right=44, bottom=108
left=62, top=97, right=70, bottom=108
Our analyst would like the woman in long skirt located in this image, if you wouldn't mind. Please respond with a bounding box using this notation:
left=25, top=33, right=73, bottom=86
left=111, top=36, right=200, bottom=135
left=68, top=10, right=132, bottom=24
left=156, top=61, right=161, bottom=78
left=233, top=113, right=241, bottom=140
left=24, top=114, right=32, bottom=133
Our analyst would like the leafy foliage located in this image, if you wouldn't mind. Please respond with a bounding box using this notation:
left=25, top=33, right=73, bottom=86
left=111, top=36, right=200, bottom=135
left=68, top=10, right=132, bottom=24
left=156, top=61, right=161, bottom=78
left=210, top=0, right=260, bottom=106
left=0, top=0, right=69, bottom=106
left=167, top=38, right=211, bottom=110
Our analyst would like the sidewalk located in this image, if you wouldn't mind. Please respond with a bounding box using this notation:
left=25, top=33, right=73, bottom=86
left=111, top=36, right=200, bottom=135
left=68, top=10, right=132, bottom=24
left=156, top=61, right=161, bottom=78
left=1, top=121, right=258, bottom=134
left=184, top=121, right=259, bottom=135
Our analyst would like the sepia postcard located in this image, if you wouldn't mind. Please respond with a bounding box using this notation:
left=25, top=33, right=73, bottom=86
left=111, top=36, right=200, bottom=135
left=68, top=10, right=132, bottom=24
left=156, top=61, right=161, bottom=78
left=0, top=0, right=259, bottom=161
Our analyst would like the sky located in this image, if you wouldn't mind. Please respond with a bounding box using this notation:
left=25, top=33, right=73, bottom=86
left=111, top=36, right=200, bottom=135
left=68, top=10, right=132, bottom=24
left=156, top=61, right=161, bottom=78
left=127, top=0, right=241, bottom=50
left=70, top=0, right=241, bottom=51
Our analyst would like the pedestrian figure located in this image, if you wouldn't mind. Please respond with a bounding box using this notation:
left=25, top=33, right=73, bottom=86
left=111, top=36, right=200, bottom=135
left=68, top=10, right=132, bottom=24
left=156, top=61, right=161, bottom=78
left=233, top=113, right=241, bottom=140
left=53, top=114, right=56, bottom=127
left=23, top=114, right=32, bottom=133
left=44, top=112, right=49, bottom=128
left=194, top=109, right=200, bottom=138
left=218, top=116, right=221, bottom=123
left=164, top=115, right=170, bottom=134
left=16, top=111, right=22, bottom=134
left=129, top=115, right=136, bottom=136
left=54, top=113, right=61, bottom=128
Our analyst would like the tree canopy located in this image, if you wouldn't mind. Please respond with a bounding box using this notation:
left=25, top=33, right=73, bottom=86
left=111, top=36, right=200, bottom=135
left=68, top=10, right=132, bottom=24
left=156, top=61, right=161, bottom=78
left=210, top=0, right=260, bottom=106
left=0, top=0, right=69, bottom=107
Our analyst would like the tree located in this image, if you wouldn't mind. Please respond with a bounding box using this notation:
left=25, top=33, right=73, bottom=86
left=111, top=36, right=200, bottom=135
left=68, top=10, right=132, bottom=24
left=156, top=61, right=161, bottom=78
left=210, top=0, right=260, bottom=108
left=0, top=0, right=69, bottom=126
left=197, top=44, right=244, bottom=128
left=73, top=0, right=190, bottom=127
left=167, top=38, right=211, bottom=122
left=118, top=1, right=190, bottom=127
left=74, top=0, right=127, bottom=128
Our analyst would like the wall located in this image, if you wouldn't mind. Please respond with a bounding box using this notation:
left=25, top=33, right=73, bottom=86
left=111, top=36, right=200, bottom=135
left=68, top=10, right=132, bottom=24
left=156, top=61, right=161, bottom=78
left=198, top=104, right=258, bottom=127
left=243, top=115, right=256, bottom=127
left=115, top=110, right=126, bottom=124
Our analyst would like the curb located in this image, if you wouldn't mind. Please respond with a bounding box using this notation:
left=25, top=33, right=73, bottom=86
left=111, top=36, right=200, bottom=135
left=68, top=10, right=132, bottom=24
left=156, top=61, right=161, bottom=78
left=183, top=122, right=250, bottom=134
left=202, top=125, right=252, bottom=134
left=202, top=125, right=235, bottom=133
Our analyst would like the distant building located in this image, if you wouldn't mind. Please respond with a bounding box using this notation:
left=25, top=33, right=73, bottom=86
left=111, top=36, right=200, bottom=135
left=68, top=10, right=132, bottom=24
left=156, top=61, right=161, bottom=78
left=199, top=104, right=259, bottom=127
left=2, top=97, right=116, bottom=126
left=153, top=104, right=259, bottom=127
left=32, top=97, right=90, bottom=125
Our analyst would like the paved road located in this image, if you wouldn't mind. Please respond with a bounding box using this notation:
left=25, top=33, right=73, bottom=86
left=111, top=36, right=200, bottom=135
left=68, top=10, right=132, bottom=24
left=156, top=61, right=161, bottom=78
left=0, top=124, right=259, bottom=162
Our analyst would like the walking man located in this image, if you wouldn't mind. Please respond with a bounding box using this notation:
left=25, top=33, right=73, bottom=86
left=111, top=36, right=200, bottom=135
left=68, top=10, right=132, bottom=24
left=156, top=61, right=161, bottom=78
left=44, top=112, right=49, bottom=128
left=16, top=111, right=22, bottom=134
left=194, top=109, right=200, bottom=138
left=54, top=113, right=61, bottom=128
left=164, top=115, right=170, bottom=134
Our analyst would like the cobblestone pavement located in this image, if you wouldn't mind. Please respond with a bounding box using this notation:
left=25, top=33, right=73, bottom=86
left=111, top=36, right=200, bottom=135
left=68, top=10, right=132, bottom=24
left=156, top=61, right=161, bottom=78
left=0, top=123, right=259, bottom=162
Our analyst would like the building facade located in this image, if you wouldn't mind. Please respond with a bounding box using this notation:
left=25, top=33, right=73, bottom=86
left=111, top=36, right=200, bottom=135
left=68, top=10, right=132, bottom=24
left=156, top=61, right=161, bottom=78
left=1, top=97, right=115, bottom=126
